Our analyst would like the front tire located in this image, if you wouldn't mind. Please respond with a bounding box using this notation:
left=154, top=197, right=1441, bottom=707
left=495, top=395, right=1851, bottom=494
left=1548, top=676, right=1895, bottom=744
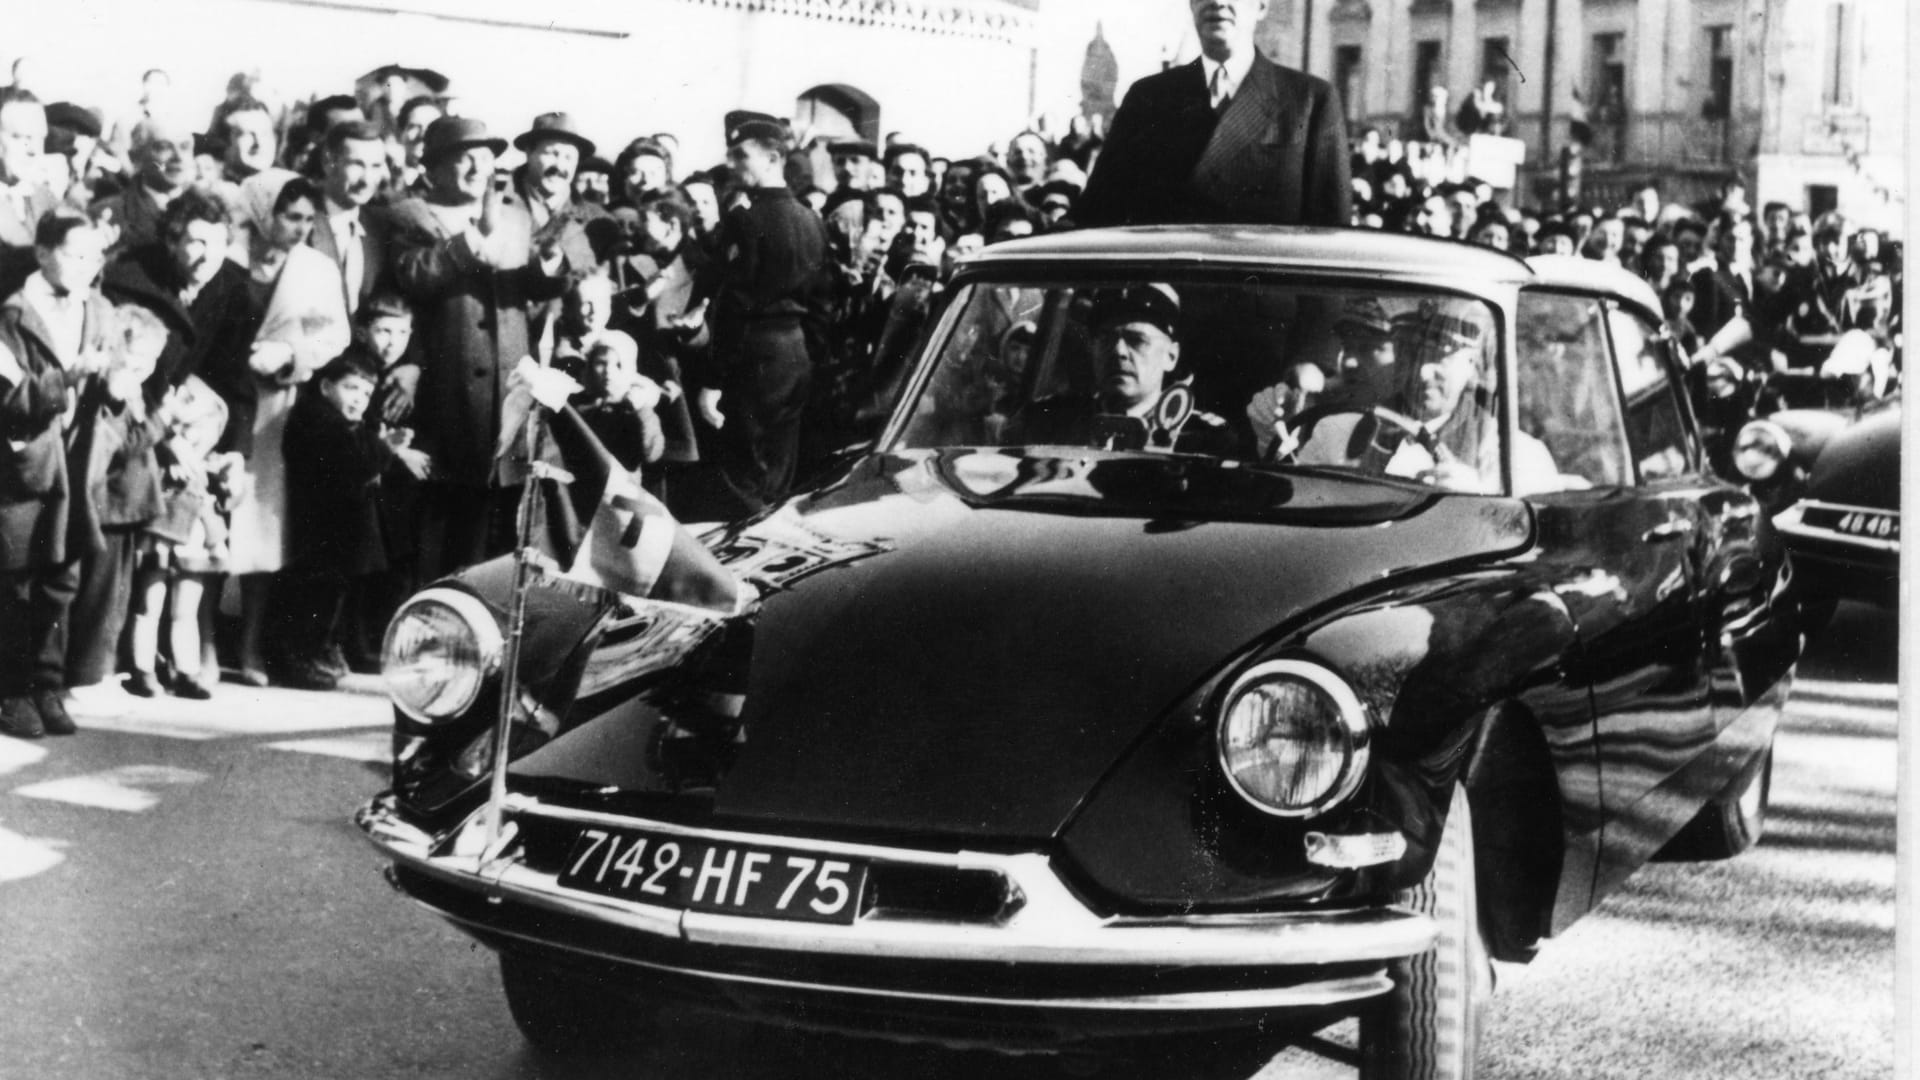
left=1360, top=783, right=1492, bottom=1080
left=499, top=951, right=658, bottom=1056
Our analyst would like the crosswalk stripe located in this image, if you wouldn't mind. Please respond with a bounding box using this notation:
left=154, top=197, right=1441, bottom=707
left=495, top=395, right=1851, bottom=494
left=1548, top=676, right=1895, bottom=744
left=76, top=690, right=390, bottom=741
left=265, top=732, right=390, bottom=764
left=14, top=765, right=208, bottom=813
left=1793, top=677, right=1899, bottom=705
left=0, top=825, right=65, bottom=882
left=0, top=740, right=48, bottom=777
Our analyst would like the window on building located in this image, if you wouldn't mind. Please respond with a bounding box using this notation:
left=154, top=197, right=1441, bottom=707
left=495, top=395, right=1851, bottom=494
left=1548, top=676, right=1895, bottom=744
left=1480, top=36, right=1512, bottom=105
left=1334, top=45, right=1364, bottom=123
left=1413, top=40, right=1443, bottom=111
left=1703, top=25, right=1733, bottom=119
left=1823, top=2, right=1857, bottom=108
left=1588, top=33, right=1626, bottom=117
left=1807, top=184, right=1839, bottom=218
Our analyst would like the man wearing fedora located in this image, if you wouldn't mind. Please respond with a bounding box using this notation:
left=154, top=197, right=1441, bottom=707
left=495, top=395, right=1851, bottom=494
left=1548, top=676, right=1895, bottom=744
left=512, top=112, right=607, bottom=275
left=387, top=115, right=570, bottom=581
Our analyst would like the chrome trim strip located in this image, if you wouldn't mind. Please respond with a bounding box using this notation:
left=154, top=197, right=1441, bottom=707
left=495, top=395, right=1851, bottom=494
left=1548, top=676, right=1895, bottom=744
left=431, top=910, right=1396, bottom=1012
left=1776, top=501, right=1900, bottom=555
left=359, top=797, right=1437, bottom=969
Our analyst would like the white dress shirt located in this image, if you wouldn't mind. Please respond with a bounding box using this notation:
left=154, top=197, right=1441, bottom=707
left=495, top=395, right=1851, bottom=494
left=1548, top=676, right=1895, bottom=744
left=325, top=198, right=365, bottom=313
left=1204, top=52, right=1255, bottom=111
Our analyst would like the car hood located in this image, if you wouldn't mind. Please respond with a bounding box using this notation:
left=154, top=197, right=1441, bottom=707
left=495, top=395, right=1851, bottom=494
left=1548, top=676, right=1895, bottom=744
left=513, top=450, right=1533, bottom=844
left=1807, top=397, right=1901, bottom=511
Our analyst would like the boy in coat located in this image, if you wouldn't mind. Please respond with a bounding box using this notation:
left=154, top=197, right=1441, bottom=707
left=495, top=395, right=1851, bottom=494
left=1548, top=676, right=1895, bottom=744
left=0, top=209, right=112, bottom=738
left=276, top=346, right=420, bottom=689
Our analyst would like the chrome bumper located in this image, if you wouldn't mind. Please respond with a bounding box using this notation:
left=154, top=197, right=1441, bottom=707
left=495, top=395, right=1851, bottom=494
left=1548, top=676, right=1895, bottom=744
left=358, top=793, right=1435, bottom=1013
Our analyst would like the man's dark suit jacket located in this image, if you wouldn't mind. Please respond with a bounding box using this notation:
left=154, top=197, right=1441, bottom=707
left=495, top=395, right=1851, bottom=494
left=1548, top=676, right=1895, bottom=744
left=1078, top=53, right=1351, bottom=229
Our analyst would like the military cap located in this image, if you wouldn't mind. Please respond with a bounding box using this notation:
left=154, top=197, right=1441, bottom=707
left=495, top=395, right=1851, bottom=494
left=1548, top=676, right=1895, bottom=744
left=1089, top=283, right=1182, bottom=339
left=1391, top=302, right=1488, bottom=356
left=577, top=154, right=614, bottom=177
left=362, top=63, right=451, bottom=94
left=829, top=138, right=878, bottom=159
left=724, top=111, right=786, bottom=148
left=46, top=102, right=102, bottom=139
left=1332, top=297, right=1394, bottom=344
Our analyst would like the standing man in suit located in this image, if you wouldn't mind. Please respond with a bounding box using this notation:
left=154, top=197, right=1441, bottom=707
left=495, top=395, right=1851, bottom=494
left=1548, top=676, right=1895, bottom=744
left=387, top=117, right=569, bottom=580
left=1688, top=211, right=1762, bottom=369
left=312, top=120, right=392, bottom=319
left=0, top=90, right=59, bottom=299
left=1078, top=0, right=1350, bottom=229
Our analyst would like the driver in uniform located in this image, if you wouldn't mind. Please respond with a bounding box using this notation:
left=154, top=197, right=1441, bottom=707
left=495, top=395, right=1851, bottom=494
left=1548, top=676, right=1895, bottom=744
left=1290, top=302, right=1557, bottom=493
left=1012, top=284, right=1237, bottom=455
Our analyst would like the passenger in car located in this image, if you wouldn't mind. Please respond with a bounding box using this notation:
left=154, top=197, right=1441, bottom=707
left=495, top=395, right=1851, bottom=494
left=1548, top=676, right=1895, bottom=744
left=1010, top=283, right=1238, bottom=456
left=1291, top=302, right=1558, bottom=493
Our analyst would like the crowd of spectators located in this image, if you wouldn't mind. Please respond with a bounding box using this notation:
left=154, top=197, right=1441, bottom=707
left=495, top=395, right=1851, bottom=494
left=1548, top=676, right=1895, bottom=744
left=0, top=58, right=1901, bottom=735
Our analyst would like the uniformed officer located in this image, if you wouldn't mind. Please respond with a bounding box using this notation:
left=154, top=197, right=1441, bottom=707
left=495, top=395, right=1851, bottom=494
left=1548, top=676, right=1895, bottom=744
left=1012, top=284, right=1236, bottom=456
left=694, top=111, right=831, bottom=513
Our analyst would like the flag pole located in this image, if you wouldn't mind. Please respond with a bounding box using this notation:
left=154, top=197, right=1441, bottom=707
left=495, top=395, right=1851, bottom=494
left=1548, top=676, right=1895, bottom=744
left=482, top=356, right=549, bottom=857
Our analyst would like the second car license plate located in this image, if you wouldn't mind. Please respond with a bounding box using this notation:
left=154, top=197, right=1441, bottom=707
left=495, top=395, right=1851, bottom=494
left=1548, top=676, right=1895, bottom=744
left=556, top=826, right=868, bottom=925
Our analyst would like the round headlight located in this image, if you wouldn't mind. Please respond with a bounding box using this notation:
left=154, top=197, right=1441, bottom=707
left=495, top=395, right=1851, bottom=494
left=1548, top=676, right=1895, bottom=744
left=382, top=589, right=504, bottom=723
left=1733, top=419, right=1791, bottom=482
left=1217, top=660, right=1370, bottom=818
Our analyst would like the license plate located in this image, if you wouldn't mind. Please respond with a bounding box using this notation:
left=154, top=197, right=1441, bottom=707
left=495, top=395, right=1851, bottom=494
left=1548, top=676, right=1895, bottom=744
left=556, top=826, right=868, bottom=925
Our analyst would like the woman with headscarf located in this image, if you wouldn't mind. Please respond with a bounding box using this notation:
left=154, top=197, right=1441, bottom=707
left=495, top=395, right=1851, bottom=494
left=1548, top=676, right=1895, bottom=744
left=201, top=170, right=349, bottom=684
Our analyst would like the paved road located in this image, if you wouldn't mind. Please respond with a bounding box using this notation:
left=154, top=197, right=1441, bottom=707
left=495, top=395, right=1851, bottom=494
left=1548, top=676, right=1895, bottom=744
left=0, top=602, right=1895, bottom=1080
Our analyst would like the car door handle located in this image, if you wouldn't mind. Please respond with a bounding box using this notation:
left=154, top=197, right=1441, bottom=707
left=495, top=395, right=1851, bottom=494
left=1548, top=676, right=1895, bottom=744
left=1642, top=518, right=1695, bottom=543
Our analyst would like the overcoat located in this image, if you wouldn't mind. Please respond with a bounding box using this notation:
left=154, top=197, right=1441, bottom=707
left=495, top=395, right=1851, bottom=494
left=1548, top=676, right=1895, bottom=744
left=386, top=195, right=569, bottom=487
left=308, top=201, right=394, bottom=316
left=1077, top=53, right=1351, bottom=229
left=0, top=288, right=116, bottom=569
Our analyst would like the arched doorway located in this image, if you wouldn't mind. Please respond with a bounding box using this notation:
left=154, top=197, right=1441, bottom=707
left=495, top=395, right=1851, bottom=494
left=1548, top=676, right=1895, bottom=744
left=795, top=84, right=880, bottom=146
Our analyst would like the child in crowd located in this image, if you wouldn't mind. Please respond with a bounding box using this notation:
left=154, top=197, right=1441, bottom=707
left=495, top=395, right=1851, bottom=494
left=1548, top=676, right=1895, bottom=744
left=353, top=292, right=426, bottom=673
left=277, top=347, right=428, bottom=690
left=65, top=304, right=171, bottom=705
left=1662, top=277, right=1700, bottom=357
left=549, top=271, right=616, bottom=380
left=127, top=374, right=243, bottom=699
left=571, top=330, right=665, bottom=473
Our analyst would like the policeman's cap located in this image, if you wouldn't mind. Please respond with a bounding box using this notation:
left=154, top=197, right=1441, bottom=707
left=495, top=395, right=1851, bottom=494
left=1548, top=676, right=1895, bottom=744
left=724, top=111, right=787, bottom=149
left=830, top=138, right=878, bottom=159
left=1089, top=283, right=1181, bottom=339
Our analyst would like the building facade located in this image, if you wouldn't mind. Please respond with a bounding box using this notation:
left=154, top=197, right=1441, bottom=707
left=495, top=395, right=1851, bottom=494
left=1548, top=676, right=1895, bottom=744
left=1250, top=0, right=1902, bottom=228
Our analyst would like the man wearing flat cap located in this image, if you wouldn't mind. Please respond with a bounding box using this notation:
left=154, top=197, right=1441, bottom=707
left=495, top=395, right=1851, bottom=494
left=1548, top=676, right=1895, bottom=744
left=1012, top=284, right=1236, bottom=455
left=690, top=110, right=831, bottom=515
left=386, top=115, right=570, bottom=579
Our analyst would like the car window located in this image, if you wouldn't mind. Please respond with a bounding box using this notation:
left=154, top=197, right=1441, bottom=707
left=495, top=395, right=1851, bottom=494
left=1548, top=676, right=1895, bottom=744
left=1514, top=291, right=1631, bottom=489
left=1606, top=307, right=1693, bottom=482
left=896, top=277, right=1511, bottom=494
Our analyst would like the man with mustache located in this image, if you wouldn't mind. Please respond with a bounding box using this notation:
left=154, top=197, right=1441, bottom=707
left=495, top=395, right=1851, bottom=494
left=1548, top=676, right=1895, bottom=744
left=311, top=120, right=392, bottom=318
left=1078, top=0, right=1349, bottom=228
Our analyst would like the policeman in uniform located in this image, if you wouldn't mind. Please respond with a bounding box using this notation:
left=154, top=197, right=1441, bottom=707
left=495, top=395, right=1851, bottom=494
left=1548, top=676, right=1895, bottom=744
left=694, top=111, right=831, bottom=514
left=1013, top=284, right=1236, bottom=456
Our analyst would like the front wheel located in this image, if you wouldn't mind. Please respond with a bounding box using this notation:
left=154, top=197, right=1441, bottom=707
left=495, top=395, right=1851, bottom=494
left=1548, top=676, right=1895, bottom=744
left=1360, top=783, right=1492, bottom=1080
left=499, top=951, right=658, bottom=1056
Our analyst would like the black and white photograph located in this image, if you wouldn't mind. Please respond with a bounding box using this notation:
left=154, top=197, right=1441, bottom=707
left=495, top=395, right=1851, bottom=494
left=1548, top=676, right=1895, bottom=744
left=0, top=0, right=1903, bottom=1077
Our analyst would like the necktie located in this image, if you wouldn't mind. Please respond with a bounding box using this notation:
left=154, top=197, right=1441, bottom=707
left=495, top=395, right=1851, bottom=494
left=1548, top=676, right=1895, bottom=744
left=341, top=217, right=365, bottom=315
left=1210, top=65, right=1233, bottom=114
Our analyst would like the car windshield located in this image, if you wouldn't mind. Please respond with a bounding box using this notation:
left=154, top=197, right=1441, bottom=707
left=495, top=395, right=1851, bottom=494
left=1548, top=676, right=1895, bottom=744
left=895, top=275, right=1511, bottom=493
